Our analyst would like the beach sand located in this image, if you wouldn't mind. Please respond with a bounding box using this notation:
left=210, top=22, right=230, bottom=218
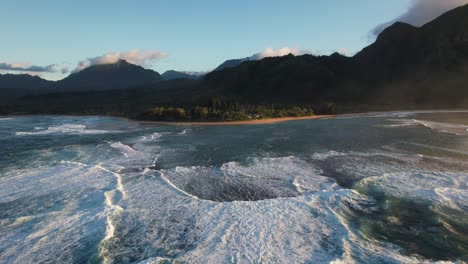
left=139, top=115, right=334, bottom=126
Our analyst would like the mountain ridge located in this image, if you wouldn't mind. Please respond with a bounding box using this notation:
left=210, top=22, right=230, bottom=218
left=161, top=70, right=200, bottom=80
left=1, top=4, right=468, bottom=115
left=213, top=57, right=252, bottom=71
left=56, top=59, right=163, bottom=91
left=0, top=60, right=164, bottom=92
left=202, top=4, right=468, bottom=108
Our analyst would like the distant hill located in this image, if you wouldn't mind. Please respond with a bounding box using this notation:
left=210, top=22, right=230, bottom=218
left=213, top=57, right=251, bottom=71
left=56, top=60, right=163, bottom=91
left=161, top=70, right=199, bottom=80
left=204, top=53, right=352, bottom=104
left=0, top=74, right=53, bottom=103
left=0, top=73, right=52, bottom=90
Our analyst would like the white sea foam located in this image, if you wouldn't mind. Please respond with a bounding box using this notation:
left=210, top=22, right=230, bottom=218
left=370, top=110, right=468, bottom=118
left=110, top=142, right=137, bottom=156
left=0, top=161, right=115, bottom=263
left=162, top=157, right=338, bottom=202
left=0, top=146, right=133, bottom=263
left=15, top=124, right=115, bottom=136
left=434, top=188, right=468, bottom=212
left=95, top=164, right=127, bottom=200
left=387, top=119, right=468, bottom=136
left=109, top=139, right=161, bottom=171
left=59, top=160, right=88, bottom=167
left=4, top=151, right=461, bottom=264
left=409, top=142, right=468, bottom=156
left=311, top=150, right=349, bottom=160
left=138, top=132, right=162, bottom=142
left=102, top=190, right=124, bottom=246
left=178, top=129, right=189, bottom=135
left=369, top=111, right=414, bottom=118
left=356, top=171, right=468, bottom=211
left=158, top=171, right=201, bottom=200
left=92, top=164, right=128, bottom=263
left=140, top=189, right=422, bottom=263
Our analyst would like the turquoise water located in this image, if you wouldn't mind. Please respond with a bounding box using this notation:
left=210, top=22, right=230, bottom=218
left=0, top=111, right=467, bottom=263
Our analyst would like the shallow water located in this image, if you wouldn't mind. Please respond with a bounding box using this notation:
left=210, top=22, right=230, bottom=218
left=0, top=112, right=467, bottom=263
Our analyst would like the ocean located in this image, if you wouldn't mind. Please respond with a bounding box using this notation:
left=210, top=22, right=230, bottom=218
left=0, top=111, right=467, bottom=263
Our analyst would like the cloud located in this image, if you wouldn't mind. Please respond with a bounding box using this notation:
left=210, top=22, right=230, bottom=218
left=0, top=62, right=57, bottom=72
left=61, top=67, right=69, bottom=74
left=371, top=0, right=468, bottom=36
left=181, top=71, right=208, bottom=77
left=73, top=49, right=168, bottom=72
left=337, top=48, right=352, bottom=56
left=250, top=47, right=311, bottom=60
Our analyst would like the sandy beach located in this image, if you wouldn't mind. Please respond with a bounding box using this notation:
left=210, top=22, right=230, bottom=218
left=139, top=115, right=334, bottom=126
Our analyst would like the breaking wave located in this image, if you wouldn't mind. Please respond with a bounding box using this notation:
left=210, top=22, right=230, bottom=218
left=138, top=132, right=162, bottom=142
left=160, top=156, right=337, bottom=202
left=387, top=119, right=468, bottom=136
left=15, top=124, right=116, bottom=136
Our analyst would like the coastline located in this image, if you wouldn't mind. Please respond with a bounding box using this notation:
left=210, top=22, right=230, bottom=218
left=138, top=115, right=334, bottom=126
left=3, top=109, right=468, bottom=126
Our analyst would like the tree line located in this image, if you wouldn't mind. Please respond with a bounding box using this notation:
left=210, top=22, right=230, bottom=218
left=140, top=97, right=337, bottom=121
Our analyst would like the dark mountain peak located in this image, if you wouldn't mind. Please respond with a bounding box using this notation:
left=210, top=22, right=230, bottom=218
left=283, top=53, right=295, bottom=58
left=213, top=57, right=251, bottom=71
left=117, top=59, right=130, bottom=64
left=162, top=70, right=181, bottom=75
left=386, top=21, right=414, bottom=29
left=329, top=52, right=349, bottom=59
left=356, top=3, right=468, bottom=69
left=1, top=73, right=45, bottom=80
left=0, top=73, right=52, bottom=91
left=1, top=73, right=51, bottom=82
left=114, top=59, right=140, bottom=68
left=79, top=59, right=145, bottom=73
left=161, top=70, right=199, bottom=80
left=375, top=21, right=417, bottom=42
left=59, top=60, right=162, bottom=91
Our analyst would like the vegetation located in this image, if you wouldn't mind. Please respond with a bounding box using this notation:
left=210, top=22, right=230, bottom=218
left=140, top=97, right=315, bottom=121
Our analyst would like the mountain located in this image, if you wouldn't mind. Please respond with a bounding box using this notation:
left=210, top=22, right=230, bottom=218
left=203, top=4, right=468, bottom=108
left=0, top=74, right=54, bottom=103
left=0, top=73, right=52, bottom=90
left=56, top=60, right=163, bottom=91
left=2, top=4, right=468, bottom=115
left=213, top=57, right=252, bottom=71
left=204, top=53, right=352, bottom=104
left=161, top=70, right=199, bottom=80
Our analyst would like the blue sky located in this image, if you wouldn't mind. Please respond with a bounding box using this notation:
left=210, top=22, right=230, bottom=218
left=0, top=0, right=461, bottom=80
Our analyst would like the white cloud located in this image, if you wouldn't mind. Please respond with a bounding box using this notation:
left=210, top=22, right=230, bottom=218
left=371, top=0, right=468, bottom=36
left=73, top=49, right=168, bottom=72
left=0, top=62, right=58, bottom=72
left=337, top=48, right=352, bottom=56
left=251, top=47, right=311, bottom=60
left=181, top=71, right=208, bottom=77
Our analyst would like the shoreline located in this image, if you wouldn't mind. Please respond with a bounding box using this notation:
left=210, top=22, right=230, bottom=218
left=3, top=109, right=468, bottom=126
left=138, top=115, right=334, bottom=126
